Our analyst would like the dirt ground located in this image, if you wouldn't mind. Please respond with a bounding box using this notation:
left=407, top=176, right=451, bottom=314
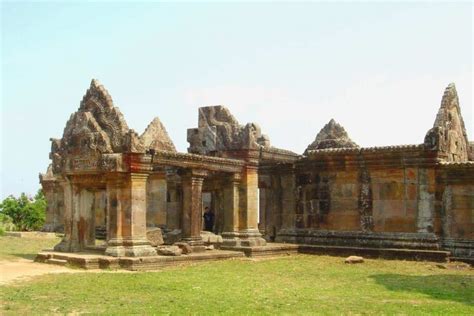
left=0, top=259, right=85, bottom=285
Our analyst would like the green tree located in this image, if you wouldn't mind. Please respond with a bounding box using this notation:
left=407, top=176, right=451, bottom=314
left=0, top=189, right=46, bottom=231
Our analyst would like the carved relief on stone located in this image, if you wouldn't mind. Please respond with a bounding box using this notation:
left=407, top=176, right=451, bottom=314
left=79, top=79, right=129, bottom=152
left=62, top=111, right=113, bottom=155
left=99, top=154, right=123, bottom=172
left=187, top=105, right=271, bottom=155
left=304, top=119, right=358, bottom=154
left=424, top=83, right=469, bottom=162
left=48, top=79, right=151, bottom=175
left=123, top=130, right=145, bottom=153
left=358, top=166, right=374, bottom=232
left=39, top=164, right=56, bottom=182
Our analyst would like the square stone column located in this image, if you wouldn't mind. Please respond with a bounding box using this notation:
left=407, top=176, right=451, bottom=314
left=237, top=165, right=266, bottom=247
left=181, top=169, right=207, bottom=252
left=166, top=175, right=182, bottom=230
left=146, top=171, right=167, bottom=227
left=54, top=178, right=78, bottom=252
left=54, top=178, right=96, bottom=252
left=41, top=179, right=63, bottom=232
left=222, top=173, right=241, bottom=247
left=105, top=173, right=157, bottom=257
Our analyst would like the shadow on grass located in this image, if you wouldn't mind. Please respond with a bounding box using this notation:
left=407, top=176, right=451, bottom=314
left=371, top=274, right=474, bottom=306
left=10, top=253, right=38, bottom=260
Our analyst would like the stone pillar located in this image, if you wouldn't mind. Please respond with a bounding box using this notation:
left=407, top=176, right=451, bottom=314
left=54, top=178, right=95, bottom=252
left=166, top=177, right=182, bottom=230
left=54, top=178, right=78, bottom=252
left=280, top=169, right=297, bottom=230
left=222, top=173, right=241, bottom=247
left=213, top=189, right=224, bottom=234
left=105, top=173, right=157, bottom=257
left=238, top=165, right=266, bottom=247
left=146, top=171, right=167, bottom=227
left=42, top=180, right=62, bottom=232
left=181, top=170, right=207, bottom=252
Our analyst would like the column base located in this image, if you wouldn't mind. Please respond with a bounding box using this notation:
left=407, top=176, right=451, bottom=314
left=181, top=237, right=206, bottom=252
left=54, top=239, right=82, bottom=253
left=105, top=238, right=157, bottom=257
left=222, top=229, right=267, bottom=248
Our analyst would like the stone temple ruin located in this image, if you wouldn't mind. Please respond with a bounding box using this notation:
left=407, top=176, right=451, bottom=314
left=37, top=80, right=473, bottom=269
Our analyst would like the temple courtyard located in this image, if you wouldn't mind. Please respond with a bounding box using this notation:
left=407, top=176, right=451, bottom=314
left=0, top=235, right=472, bottom=315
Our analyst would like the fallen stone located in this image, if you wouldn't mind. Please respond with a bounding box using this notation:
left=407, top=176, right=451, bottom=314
left=146, top=227, right=164, bottom=247
left=344, top=256, right=364, bottom=264
left=445, top=262, right=471, bottom=270
left=157, top=246, right=182, bottom=256
left=164, top=229, right=182, bottom=245
left=201, top=231, right=223, bottom=245
left=205, top=244, right=214, bottom=251
left=174, top=242, right=193, bottom=254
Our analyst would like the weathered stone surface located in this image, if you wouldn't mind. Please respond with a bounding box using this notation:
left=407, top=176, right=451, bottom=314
left=174, top=242, right=193, bottom=254
left=304, top=119, right=358, bottom=154
left=205, top=244, right=215, bottom=250
left=187, top=105, right=270, bottom=155
left=157, top=246, right=182, bottom=256
left=424, top=83, right=469, bottom=162
left=146, top=227, right=164, bottom=247
left=201, top=231, right=223, bottom=245
left=140, top=117, right=177, bottom=152
left=344, top=256, right=364, bottom=264
left=469, top=142, right=474, bottom=161
left=164, top=229, right=182, bottom=245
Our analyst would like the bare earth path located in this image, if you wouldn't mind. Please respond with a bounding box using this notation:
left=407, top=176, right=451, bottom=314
left=0, top=259, right=84, bottom=285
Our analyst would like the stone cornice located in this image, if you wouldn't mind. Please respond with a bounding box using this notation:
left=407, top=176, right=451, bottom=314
left=152, top=150, right=245, bottom=173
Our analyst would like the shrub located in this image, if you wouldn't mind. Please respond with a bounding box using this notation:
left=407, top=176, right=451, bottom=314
left=0, top=213, right=16, bottom=232
left=0, top=190, right=46, bottom=231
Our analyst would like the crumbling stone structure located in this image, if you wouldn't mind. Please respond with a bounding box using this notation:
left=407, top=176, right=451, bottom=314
left=40, top=81, right=473, bottom=261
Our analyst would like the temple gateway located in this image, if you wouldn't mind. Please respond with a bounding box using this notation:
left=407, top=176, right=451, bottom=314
left=38, top=80, right=473, bottom=268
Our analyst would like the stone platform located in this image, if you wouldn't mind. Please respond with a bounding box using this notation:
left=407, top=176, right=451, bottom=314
left=297, top=244, right=451, bottom=262
left=5, top=231, right=58, bottom=238
left=36, top=241, right=455, bottom=271
left=36, top=249, right=246, bottom=271
left=220, top=243, right=299, bottom=257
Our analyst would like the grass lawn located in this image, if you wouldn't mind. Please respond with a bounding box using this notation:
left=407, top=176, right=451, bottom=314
left=0, top=236, right=472, bottom=315
left=0, top=236, right=60, bottom=261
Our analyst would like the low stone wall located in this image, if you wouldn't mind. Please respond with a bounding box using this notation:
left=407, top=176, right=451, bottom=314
left=4, top=231, right=58, bottom=238
left=276, top=229, right=442, bottom=250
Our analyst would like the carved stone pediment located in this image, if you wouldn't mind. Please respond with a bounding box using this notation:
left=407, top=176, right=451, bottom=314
left=62, top=111, right=113, bottom=155
left=140, top=117, right=177, bottom=152
left=79, top=79, right=129, bottom=152
left=424, top=83, right=469, bottom=162
left=49, top=79, right=137, bottom=174
left=304, top=119, right=358, bottom=154
left=187, top=105, right=271, bottom=155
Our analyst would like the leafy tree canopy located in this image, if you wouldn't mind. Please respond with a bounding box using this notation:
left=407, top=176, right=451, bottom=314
left=0, top=189, right=46, bottom=231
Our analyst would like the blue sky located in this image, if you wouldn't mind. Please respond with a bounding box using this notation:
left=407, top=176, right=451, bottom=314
left=1, top=1, right=472, bottom=198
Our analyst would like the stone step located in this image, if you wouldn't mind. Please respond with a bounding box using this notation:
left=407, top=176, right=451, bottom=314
left=297, top=244, right=451, bottom=262
left=46, top=258, right=68, bottom=266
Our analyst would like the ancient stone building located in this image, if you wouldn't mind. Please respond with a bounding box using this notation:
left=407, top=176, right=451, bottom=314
left=40, top=80, right=473, bottom=262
